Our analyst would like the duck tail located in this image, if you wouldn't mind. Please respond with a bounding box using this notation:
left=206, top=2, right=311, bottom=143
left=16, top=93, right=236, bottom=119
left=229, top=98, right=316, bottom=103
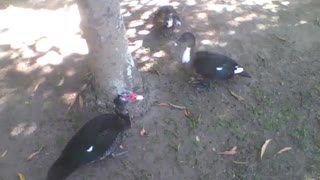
left=237, top=70, right=251, bottom=78
left=234, top=66, right=251, bottom=78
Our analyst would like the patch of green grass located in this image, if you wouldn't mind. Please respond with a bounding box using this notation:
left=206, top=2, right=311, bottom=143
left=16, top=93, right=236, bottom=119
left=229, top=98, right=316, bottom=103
left=251, top=86, right=299, bottom=131
left=149, top=62, right=161, bottom=74
left=187, top=116, right=199, bottom=129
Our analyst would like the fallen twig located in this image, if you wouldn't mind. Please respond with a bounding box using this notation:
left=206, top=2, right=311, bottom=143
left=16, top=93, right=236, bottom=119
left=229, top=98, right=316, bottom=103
left=233, top=161, right=248, bottom=165
left=229, top=90, right=244, bottom=101
left=0, top=150, right=7, bottom=158
left=67, top=83, right=88, bottom=113
left=273, top=34, right=286, bottom=41
left=158, top=102, right=186, bottom=110
left=27, top=147, right=44, bottom=161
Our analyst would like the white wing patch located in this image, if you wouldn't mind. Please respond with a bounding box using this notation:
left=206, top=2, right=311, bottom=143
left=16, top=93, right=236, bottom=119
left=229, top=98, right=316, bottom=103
left=182, top=47, right=191, bottom=63
left=167, top=18, right=173, bottom=28
left=234, top=66, right=244, bottom=74
left=86, top=146, right=94, bottom=152
left=216, top=67, right=223, bottom=71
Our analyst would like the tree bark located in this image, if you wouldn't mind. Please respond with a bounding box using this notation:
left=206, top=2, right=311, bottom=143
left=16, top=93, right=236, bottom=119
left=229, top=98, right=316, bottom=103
left=76, top=0, right=148, bottom=117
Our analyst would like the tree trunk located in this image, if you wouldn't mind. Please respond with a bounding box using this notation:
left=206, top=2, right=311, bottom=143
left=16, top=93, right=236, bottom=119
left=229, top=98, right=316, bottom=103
left=76, top=0, right=148, bottom=117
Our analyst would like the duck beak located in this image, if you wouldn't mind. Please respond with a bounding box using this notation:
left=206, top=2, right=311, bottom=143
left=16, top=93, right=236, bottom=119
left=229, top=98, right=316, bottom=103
left=127, top=92, right=144, bottom=101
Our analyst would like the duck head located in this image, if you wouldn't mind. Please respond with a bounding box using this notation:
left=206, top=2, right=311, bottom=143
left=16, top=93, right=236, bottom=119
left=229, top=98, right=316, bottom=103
left=177, top=32, right=196, bottom=64
left=113, top=91, right=143, bottom=116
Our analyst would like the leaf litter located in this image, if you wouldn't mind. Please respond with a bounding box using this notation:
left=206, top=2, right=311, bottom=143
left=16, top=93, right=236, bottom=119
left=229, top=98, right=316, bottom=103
left=229, top=90, right=245, bottom=101
left=1, top=150, right=7, bottom=158
left=27, top=146, right=44, bottom=161
left=18, top=173, right=26, bottom=180
left=140, top=128, right=147, bottom=136
left=277, top=147, right=292, bottom=154
left=260, top=139, right=271, bottom=159
left=219, top=146, right=237, bottom=155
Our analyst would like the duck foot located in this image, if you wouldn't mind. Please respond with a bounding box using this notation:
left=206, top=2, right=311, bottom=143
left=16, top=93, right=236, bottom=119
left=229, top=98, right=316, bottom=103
left=110, top=149, right=128, bottom=158
left=107, top=144, right=128, bottom=158
left=188, top=78, right=210, bottom=92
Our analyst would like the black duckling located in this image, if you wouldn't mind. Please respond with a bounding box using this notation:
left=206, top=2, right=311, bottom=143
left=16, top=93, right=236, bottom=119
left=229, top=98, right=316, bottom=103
left=47, top=91, right=143, bottom=180
left=176, top=32, right=251, bottom=90
left=153, top=5, right=181, bottom=37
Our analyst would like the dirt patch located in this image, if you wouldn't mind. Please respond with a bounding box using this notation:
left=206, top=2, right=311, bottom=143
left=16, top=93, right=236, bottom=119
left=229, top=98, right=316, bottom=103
left=0, top=0, right=320, bottom=179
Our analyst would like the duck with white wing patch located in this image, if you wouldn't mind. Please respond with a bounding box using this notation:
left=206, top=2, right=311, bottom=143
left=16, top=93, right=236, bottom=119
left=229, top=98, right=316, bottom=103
left=176, top=32, right=251, bottom=91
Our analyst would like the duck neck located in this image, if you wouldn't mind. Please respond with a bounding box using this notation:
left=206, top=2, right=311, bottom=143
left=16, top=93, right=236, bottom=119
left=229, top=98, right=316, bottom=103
left=182, top=46, right=193, bottom=64
left=115, top=108, right=130, bottom=120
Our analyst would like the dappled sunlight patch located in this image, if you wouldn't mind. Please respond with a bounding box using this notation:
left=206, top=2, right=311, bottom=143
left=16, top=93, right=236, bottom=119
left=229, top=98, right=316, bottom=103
left=131, top=4, right=144, bottom=11
left=41, top=66, right=54, bottom=74
left=20, top=47, right=36, bottom=59
left=207, top=4, right=236, bottom=13
left=228, top=30, right=236, bottom=35
left=126, top=28, right=137, bottom=38
left=242, top=0, right=273, bottom=6
left=140, top=55, right=152, bottom=62
left=35, top=37, right=54, bottom=53
left=16, top=61, right=39, bottom=74
left=128, top=40, right=143, bottom=53
left=121, top=9, right=132, bottom=17
left=128, top=19, right=145, bottom=28
left=197, top=12, right=208, bottom=20
left=152, top=50, right=166, bottom=58
left=218, top=42, right=228, bottom=47
left=138, top=61, right=157, bottom=72
left=10, top=122, right=37, bottom=136
left=0, top=3, right=88, bottom=70
left=262, top=4, right=279, bottom=13
left=295, top=20, right=308, bottom=26
left=201, top=40, right=214, bottom=45
left=128, top=0, right=139, bottom=7
left=140, top=10, right=153, bottom=20
left=56, top=35, right=88, bottom=56
left=256, top=24, right=267, bottom=30
left=36, top=51, right=63, bottom=66
left=186, top=0, right=196, bottom=6
left=65, top=68, right=76, bottom=77
left=62, top=92, right=77, bottom=105
left=134, top=48, right=150, bottom=60
left=234, top=13, right=258, bottom=22
left=137, top=30, right=150, bottom=35
left=281, top=1, right=290, bottom=6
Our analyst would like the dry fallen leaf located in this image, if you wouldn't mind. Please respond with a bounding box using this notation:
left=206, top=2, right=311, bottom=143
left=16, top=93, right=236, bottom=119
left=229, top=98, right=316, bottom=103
left=33, top=77, right=46, bottom=94
left=158, top=102, right=186, bottom=110
left=1, top=150, right=7, bottom=158
left=277, top=147, right=292, bottom=154
left=78, top=95, right=84, bottom=110
left=56, top=76, right=65, bottom=86
left=184, top=109, right=191, bottom=117
left=229, top=90, right=245, bottom=101
left=140, top=128, right=147, bottom=136
left=196, top=136, right=200, bottom=142
left=219, top=146, right=237, bottom=155
left=27, top=147, right=43, bottom=161
left=260, top=139, right=272, bottom=159
left=233, top=161, right=248, bottom=165
left=18, top=173, right=26, bottom=180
